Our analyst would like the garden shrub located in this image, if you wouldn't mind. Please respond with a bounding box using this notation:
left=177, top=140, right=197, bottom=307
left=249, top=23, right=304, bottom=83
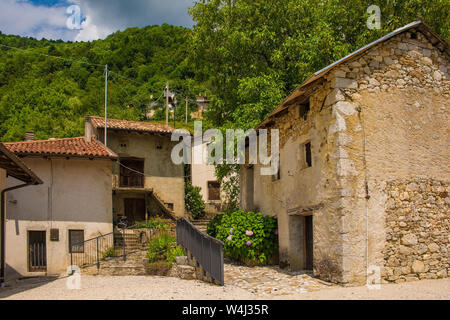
left=206, top=214, right=225, bottom=238
left=101, top=248, right=118, bottom=260
left=185, top=180, right=205, bottom=219
left=147, top=232, right=176, bottom=262
left=135, top=217, right=171, bottom=230
left=146, top=261, right=173, bottom=276
left=215, top=210, right=278, bottom=264
left=146, top=232, right=185, bottom=276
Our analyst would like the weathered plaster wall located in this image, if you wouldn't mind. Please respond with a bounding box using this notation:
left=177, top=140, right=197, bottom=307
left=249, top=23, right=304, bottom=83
left=0, top=168, right=5, bottom=261
left=106, top=130, right=185, bottom=218
left=241, top=27, right=449, bottom=285
left=319, top=28, right=450, bottom=284
left=5, top=158, right=113, bottom=278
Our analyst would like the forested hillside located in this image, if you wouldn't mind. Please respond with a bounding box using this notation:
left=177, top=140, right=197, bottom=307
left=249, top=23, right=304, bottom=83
left=0, top=24, right=206, bottom=141
left=1, top=0, right=448, bottom=142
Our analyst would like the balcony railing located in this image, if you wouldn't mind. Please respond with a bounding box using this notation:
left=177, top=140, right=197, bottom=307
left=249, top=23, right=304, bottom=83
left=119, top=174, right=144, bottom=188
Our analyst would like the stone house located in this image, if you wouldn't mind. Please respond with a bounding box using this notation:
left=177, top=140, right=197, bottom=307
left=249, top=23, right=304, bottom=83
left=239, top=21, right=449, bottom=285
left=0, top=143, right=42, bottom=285
left=85, top=116, right=186, bottom=224
left=3, top=136, right=117, bottom=278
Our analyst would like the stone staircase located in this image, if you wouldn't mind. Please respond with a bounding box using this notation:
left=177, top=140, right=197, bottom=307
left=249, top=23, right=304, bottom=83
left=151, top=191, right=178, bottom=220
left=191, top=219, right=210, bottom=233
left=82, top=249, right=148, bottom=276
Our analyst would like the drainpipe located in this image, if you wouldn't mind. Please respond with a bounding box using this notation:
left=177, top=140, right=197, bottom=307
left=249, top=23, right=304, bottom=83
left=1, top=183, right=32, bottom=287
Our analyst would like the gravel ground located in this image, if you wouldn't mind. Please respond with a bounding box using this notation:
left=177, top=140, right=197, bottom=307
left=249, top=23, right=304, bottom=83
left=1, top=275, right=449, bottom=300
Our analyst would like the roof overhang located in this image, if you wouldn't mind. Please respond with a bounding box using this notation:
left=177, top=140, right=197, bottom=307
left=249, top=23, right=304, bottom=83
left=0, top=143, right=42, bottom=185
left=257, top=20, right=449, bottom=129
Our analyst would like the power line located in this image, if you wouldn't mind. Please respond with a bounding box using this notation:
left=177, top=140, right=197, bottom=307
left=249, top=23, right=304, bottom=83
left=0, top=43, right=104, bottom=67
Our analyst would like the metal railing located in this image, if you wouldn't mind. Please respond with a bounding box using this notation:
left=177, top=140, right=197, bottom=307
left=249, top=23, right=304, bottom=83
left=69, top=228, right=142, bottom=270
left=176, top=218, right=224, bottom=285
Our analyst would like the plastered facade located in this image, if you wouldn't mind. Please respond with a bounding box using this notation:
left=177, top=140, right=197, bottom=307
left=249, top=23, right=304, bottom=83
left=5, top=158, right=113, bottom=278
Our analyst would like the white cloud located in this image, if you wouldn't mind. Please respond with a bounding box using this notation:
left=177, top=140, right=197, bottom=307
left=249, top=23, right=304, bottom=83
left=71, top=0, right=194, bottom=41
left=0, top=0, right=194, bottom=42
left=74, top=15, right=99, bottom=42
left=0, top=0, right=77, bottom=40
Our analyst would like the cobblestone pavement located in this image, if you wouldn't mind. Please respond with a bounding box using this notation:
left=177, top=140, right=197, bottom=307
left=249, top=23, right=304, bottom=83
left=224, top=262, right=334, bottom=296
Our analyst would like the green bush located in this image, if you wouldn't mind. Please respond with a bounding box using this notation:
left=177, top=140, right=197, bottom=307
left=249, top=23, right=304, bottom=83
left=147, top=232, right=176, bottom=262
left=101, top=248, right=118, bottom=260
left=167, top=245, right=186, bottom=263
left=135, top=217, right=170, bottom=230
left=146, top=261, right=173, bottom=276
left=185, top=180, right=205, bottom=219
left=215, top=210, right=278, bottom=264
left=206, top=214, right=225, bottom=238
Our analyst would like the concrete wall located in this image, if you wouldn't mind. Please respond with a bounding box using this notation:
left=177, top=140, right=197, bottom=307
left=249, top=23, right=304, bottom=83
left=240, top=28, right=449, bottom=285
left=0, top=168, right=5, bottom=263
left=5, top=157, right=113, bottom=278
left=100, top=129, right=185, bottom=218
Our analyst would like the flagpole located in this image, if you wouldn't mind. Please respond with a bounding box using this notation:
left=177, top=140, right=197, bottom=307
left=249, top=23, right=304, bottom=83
left=104, top=64, right=108, bottom=146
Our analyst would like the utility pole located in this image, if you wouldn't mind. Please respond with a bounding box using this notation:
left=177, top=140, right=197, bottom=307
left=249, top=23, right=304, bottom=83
left=185, top=96, right=188, bottom=123
left=165, top=81, right=169, bottom=126
left=104, top=64, right=108, bottom=147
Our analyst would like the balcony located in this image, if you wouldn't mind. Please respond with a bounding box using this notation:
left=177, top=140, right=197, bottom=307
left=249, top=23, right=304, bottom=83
left=118, top=158, right=145, bottom=188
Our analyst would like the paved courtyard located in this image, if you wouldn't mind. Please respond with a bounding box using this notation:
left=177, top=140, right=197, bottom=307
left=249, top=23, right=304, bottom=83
left=0, top=264, right=449, bottom=300
left=225, top=263, right=334, bottom=296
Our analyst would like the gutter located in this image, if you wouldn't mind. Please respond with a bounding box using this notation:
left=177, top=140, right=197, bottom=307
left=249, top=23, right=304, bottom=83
left=1, top=182, right=33, bottom=286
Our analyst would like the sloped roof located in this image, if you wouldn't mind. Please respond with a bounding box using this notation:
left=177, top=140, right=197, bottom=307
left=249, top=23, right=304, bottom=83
left=87, top=115, right=175, bottom=135
left=0, top=143, right=42, bottom=184
left=258, top=20, right=449, bottom=128
left=3, top=137, right=117, bottom=160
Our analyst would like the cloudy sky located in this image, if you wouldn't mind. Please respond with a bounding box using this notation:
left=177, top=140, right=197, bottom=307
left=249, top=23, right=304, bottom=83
left=0, top=0, right=195, bottom=42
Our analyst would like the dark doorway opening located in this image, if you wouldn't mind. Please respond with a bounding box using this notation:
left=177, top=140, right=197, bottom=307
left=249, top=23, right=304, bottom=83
left=124, top=198, right=146, bottom=225
left=28, top=231, right=46, bottom=272
left=305, top=215, right=313, bottom=270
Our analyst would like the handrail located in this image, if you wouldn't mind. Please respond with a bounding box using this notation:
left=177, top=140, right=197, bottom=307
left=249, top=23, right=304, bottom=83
left=176, top=217, right=224, bottom=285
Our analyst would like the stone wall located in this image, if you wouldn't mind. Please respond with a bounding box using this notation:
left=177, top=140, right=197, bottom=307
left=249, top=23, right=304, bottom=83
left=383, top=179, right=449, bottom=283
left=241, top=25, right=449, bottom=285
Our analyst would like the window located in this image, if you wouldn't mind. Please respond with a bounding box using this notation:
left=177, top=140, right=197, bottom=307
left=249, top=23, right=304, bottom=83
left=208, top=181, right=221, bottom=201
left=299, top=100, right=310, bottom=120
left=305, top=142, right=312, bottom=167
left=69, top=230, right=84, bottom=253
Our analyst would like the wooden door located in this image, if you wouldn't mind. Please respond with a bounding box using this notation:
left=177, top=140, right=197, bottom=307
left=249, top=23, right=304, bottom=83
left=28, top=231, right=46, bottom=272
left=124, top=198, right=146, bottom=225
left=305, top=215, right=313, bottom=270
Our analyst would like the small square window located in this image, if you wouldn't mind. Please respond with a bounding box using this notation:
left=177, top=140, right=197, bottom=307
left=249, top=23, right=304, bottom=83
left=69, top=230, right=84, bottom=253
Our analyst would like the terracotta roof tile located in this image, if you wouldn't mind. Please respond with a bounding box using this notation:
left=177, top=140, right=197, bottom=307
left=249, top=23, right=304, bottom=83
left=88, top=116, right=175, bottom=134
left=3, top=137, right=117, bottom=159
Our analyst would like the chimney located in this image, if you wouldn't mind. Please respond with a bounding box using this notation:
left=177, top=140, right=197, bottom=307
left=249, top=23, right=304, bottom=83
left=25, top=131, right=35, bottom=141
left=84, top=116, right=92, bottom=142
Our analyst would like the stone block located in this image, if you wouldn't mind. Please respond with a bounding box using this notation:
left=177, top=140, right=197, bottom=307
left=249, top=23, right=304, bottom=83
left=412, top=260, right=425, bottom=273
left=331, top=77, right=358, bottom=89
left=176, top=256, right=188, bottom=265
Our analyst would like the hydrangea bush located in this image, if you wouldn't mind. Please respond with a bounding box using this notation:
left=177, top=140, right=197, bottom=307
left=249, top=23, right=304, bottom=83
left=214, top=210, right=278, bottom=264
